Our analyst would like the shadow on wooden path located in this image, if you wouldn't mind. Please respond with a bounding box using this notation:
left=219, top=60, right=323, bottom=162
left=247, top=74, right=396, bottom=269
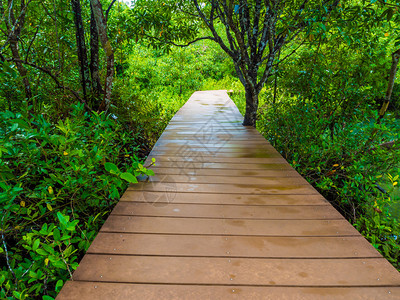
left=58, top=90, right=400, bottom=299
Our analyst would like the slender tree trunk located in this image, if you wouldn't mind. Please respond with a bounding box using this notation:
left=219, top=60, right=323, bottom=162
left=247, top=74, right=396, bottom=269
left=71, top=0, right=91, bottom=102
left=243, top=84, right=259, bottom=127
left=273, top=71, right=278, bottom=105
left=273, top=49, right=281, bottom=105
left=90, top=0, right=114, bottom=112
left=53, top=0, right=62, bottom=72
left=9, top=38, right=32, bottom=101
left=364, top=48, right=400, bottom=149
left=90, top=4, right=103, bottom=102
left=7, top=0, right=32, bottom=109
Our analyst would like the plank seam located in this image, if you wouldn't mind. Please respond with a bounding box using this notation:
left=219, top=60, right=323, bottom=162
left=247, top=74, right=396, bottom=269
left=68, top=280, right=400, bottom=288
left=110, top=214, right=344, bottom=221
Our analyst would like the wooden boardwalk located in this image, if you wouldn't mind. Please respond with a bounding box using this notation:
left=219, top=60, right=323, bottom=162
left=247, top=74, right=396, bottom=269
left=58, top=91, right=400, bottom=299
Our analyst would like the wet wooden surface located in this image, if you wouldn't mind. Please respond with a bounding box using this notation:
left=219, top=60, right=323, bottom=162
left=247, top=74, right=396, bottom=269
left=57, top=90, right=400, bottom=299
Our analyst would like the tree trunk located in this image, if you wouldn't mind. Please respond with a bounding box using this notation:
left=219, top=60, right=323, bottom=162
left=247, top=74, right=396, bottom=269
left=9, top=38, right=32, bottom=104
left=90, top=0, right=114, bottom=112
left=90, top=4, right=103, bottom=103
left=242, top=85, right=259, bottom=127
left=364, top=48, right=400, bottom=149
left=71, top=0, right=91, bottom=102
left=7, top=0, right=32, bottom=109
left=53, top=0, right=62, bottom=72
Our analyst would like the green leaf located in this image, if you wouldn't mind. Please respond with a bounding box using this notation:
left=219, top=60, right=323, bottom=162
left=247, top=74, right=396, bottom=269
left=43, top=296, right=55, bottom=300
left=36, top=249, right=48, bottom=256
left=55, top=280, right=64, bottom=292
left=32, top=239, right=40, bottom=251
left=53, top=228, right=61, bottom=241
left=120, top=172, right=138, bottom=183
left=57, top=212, right=68, bottom=225
left=39, top=223, right=48, bottom=235
left=63, top=245, right=73, bottom=258
left=43, top=244, right=54, bottom=254
left=12, top=291, right=21, bottom=299
left=12, top=119, right=30, bottom=129
left=66, top=220, right=79, bottom=231
left=105, top=162, right=120, bottom=174
left=10, top=122, right=18, bottom=131
left=146, top=169, right=155, bottom=176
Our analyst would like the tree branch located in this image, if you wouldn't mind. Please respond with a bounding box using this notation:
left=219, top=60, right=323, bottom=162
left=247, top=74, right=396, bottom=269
left=271, top=35, right=307, bottom=67
left=105, top=0, right=117, bottom=22
left=24, top=24, right=38, bottom=61
left=144, top=33, right=215, bottom=47
left=193, top=0, right=235, bottom=57
left=7, top=58, right=93, bottom=111
left=0, top=0, right=32, bottom=52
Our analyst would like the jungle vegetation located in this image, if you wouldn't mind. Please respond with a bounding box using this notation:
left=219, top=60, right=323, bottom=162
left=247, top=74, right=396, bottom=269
left=0, top=0, right=399, bottom=298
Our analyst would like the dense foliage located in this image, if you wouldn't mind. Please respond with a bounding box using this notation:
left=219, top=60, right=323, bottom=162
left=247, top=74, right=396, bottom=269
left=230, top=0, right=400, bottom=268
left=243, top=91, right=400, bottom=269
left=0, top=1, right=234, bottom=296
left=1, top=0, right=400, bottom=299
left=0, top=104, right=156, bottom=299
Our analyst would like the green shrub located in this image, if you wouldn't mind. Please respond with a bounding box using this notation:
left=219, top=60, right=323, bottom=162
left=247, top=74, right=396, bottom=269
left=0, top=103, right=153, bottom=299
left=232, top=90, right=400, bottom=270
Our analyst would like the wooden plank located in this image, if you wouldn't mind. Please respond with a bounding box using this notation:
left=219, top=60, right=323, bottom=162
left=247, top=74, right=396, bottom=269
left=160, top=130, right=266, bottom=136
left=57, top=282, right=400, bottom=300
left=87, top=233, right=382, bottom=258
left=111, top=202, right=342, bottom=219
left=154, top=141, right=273, bottom=148
left=149, top=149, right=283, bottom=158
left=158, top=135, right=268, bottom=141
left=147, top=162, right=296, bottom=170
left=162, top=126, right=259, bottom=131
left=148, top=155, right=287, bottom=164
left=138, top=174, right=309, bottom=185
left=150, top=146, right=279, bottom=155
left=119, top=191, right=330, bottom=206
left=127, top=182, right=319, bottom=195
left=100, top=216, right=360, bottom=236
left=148, top=167, right=301, bottom=177
left=72, top=255, right=400, bottom=286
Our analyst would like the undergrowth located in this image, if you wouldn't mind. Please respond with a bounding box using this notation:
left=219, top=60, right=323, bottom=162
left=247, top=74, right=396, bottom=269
left=0, top=104, right=153, bottom=299
left=232, top=89, right=400, bottom=270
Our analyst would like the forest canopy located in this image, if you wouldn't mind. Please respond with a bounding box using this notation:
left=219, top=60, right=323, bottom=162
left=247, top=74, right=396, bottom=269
left=0, top=0, right=399, bottom=299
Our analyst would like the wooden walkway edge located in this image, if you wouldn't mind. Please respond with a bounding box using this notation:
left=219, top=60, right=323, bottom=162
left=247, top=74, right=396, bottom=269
left=57, top=90, right=400, bottom=299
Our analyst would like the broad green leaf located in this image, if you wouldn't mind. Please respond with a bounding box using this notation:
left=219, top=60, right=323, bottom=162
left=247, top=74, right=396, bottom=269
left=53, top=228, right=61, bottom=241
left=43, top=244, right=54, bottom=254
left=105, top=162, right=120, bottom=174
left=57, top=212, right=67, bottom=225
left=55, top=280, right=64, bottom=292
left=36, top=249, right=48, bottom=256
left=12, top=291, right=21, bottom=299
left=146, top=169, right=155, bottom=176
left=10, top=123, right=18, bottom=131
left=120, top=172, right=138, bottom=183
left=32, top=239, right=40, bottom=251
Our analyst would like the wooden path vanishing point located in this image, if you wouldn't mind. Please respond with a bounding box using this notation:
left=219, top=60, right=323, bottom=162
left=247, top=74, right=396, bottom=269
left=58, top=90, right=400, bottom=299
